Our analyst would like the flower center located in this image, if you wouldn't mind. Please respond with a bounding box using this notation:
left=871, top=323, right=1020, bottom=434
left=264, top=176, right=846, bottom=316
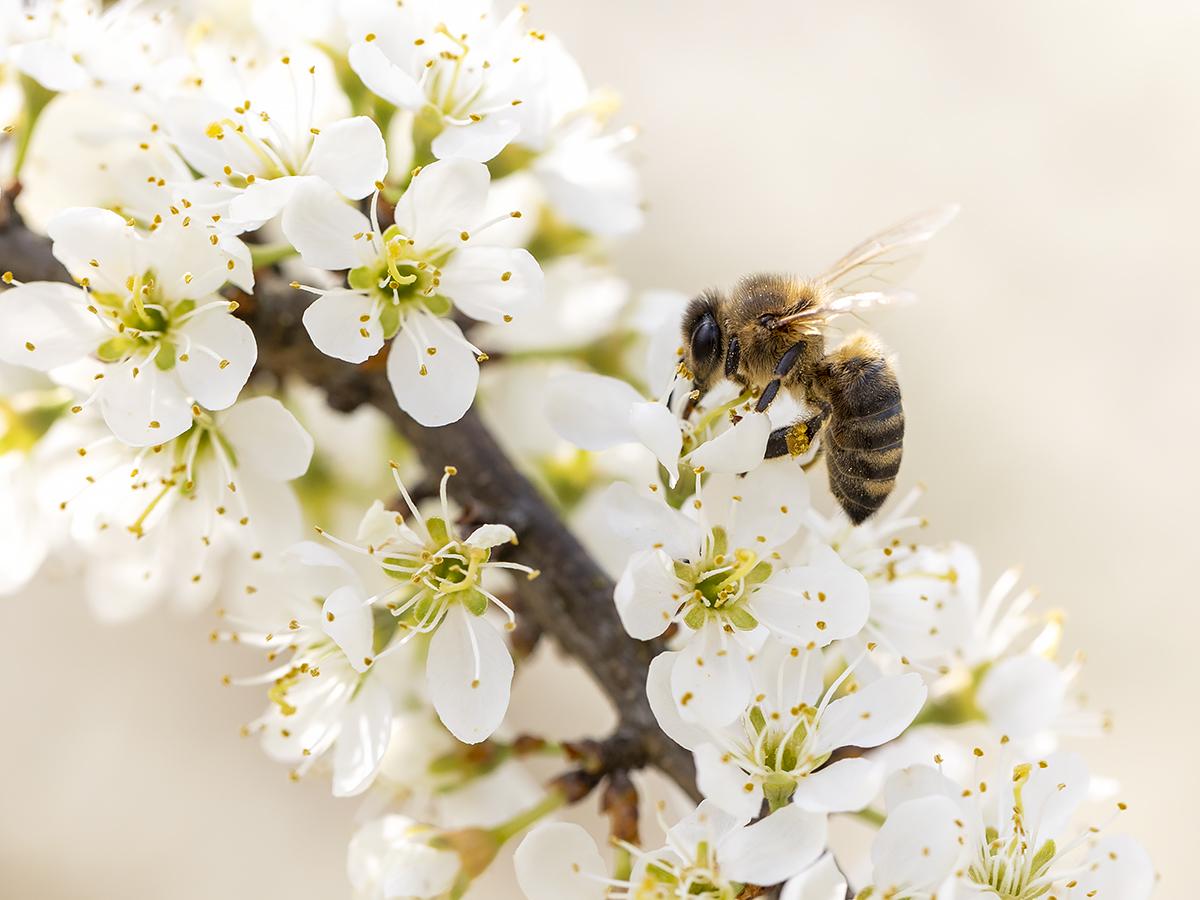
left=677, top=537, right=768, bottom=632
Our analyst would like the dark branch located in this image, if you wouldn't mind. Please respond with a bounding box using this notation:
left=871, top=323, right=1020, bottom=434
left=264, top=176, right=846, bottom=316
left=0, top=203, right=699, bottom=800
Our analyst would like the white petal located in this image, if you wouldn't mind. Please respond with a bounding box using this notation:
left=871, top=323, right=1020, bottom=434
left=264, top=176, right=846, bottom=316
left=306, top=116, right=388, bottom=199
left=302, top=289, right=385, bottom=364
left=393, top=158, right=489, bottom=248
left=882, top=765, right=960, bottom=813
left=386, top=313, right=479, bottom=427
left=283, top=540, right=360, bottom=599
left=814, top=673, right=927, bottom=756
left=176, top=311, right=256, bottom=410
left=544, top=371, right=640, bottom=450
left=645, top=651, right=710, bottom=752
left=145, top=215, right=248, bottom=299
left=614, top=548, right=682, bottom=640
left=10, top=39, right=88, bottom=92
left=347, top=41, right=426, bottom=109
left=439, top=247, right=543, bottom=324
left=781, top=854, right=849, bottom=900
left=975, top=654, right=1066, bottom=739
left=1021, top=751, right=1089, bottom=839
left=331, top=678, right=392, bottom=797
left=629, top=401, right=682, bottom=487
left=382, top=842, right=461, bottom=898
left=280, top=180, right=376, bottom=271
left=514, top=823, right=607, bottom=900
left=694, top=742, right=762, bottom=820
left=463, top=523, right=516, bottom=549
left=688, top=411, right=771, bottom=474
left=720, top=802, right=828, bottom=885
left=601, top=481, right=705, bottom=560
left=226, top=176, right=305, bottom=231
left=1074, top=835, right=1155, bottom=900
left=871, top=796, right=964, bottom=893
left=322, top=584, right=376, bottom=673
left=0, top=282, right=101, bottom=370
left=218, top=396, right=313, bottom=481
left=751, top=549, right=870, bottom=647
left=426, top=604, right=513, bottom=744
left=792, top=757, right=882, bottom=813
left=47, top=206, right=140, bottom=294
left=99, top=363, right=192, bottom=446
left=431, top=117, right=521, bottom=163
left=671, top=623, right=754, bottom=727
left=707, top=460, right=810, bottom=551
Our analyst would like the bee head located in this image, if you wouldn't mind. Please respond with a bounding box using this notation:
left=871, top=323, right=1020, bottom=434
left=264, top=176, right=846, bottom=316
left=681, top=291, right=724, bottom=393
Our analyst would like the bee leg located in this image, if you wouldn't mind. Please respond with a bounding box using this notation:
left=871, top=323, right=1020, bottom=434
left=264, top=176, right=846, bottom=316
left=764, top=406, right=828, bottom=459
left=753, top=341, right=806, bottom=413
left=681, top=382, right=703, bottom=418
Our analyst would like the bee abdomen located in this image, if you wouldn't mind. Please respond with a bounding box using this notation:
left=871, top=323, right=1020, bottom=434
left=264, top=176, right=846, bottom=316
left=820, top=337, right=905, bottom=524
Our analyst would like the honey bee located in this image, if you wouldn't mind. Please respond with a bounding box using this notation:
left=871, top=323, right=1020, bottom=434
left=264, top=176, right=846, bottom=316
left=680, top=205, right=958, bottom=524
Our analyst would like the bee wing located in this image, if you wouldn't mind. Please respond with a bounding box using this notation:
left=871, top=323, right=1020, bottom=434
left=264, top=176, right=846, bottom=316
left=825, top=288, right=918, bottom=315
left=817, top=204, right=960, bottom=295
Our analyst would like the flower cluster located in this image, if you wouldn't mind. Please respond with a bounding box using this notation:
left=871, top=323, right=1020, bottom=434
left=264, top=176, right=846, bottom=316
left=0, top=2, right=1155, bottom=900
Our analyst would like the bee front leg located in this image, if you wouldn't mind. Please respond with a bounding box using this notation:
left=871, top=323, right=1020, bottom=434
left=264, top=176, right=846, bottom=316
left=753, top=341, right=805, bottom=413
left=765, top=405, right=828, bottom=459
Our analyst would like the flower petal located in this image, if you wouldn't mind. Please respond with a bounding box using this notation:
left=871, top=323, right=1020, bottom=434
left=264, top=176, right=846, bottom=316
left=0, top=282, right=101, bottom=370
left=218, top=397, right=313, bottom=481
left=688, top=411, right=771, bottom=474
left=751, top=547, right=870, bottom=647
left=1073, top=835, right=1155, bottom=900
left=645, top=651, right=710, bottom=752
left=792, top=757, right=882, bottom=813
left=306, top=115, right=388, bottom=199
left=99, top=362, right=192, bottom=446
left=346, top=40, right=427, bottom=109
left=280, top=180, right=376, bottom=271
left=720, top=801, right=828, bottom=885
left=706, top=460, right=809, bottom=551
left=302, top=289, right=385, bottom=364
left=431, top=117, right=522, bottom=163
left=671, top=623, right=754, bottom=727
left=47, top=206, right=140, bottom=295
left=871, top=796, right=964, bottom=894
left=439, top=246, right=543, bottom=324
left=694, top=742, right=762, bottom=820
left=331, top=677, right=392, bottom=797
left=601, top=481, right=704, bottom=560
left=10, top=39, right=88, bottom=92
left=426, top=604, right=513, bottom=744
left=463, top=523, right=516, bottom=549
left=321, top=584, right=376, bottom=673
left=781, top=854, right=849, bottom=900
left=176, top=311, right=257, bottom=411
left=393, top=158, right=489, bottom=248
left=226, top=175, right=306, bottom=232
left=545, top=371, right=640, bottom=450
left=514, top=823, right=607, bottom=900
left=615, top=548, right=683, bottom=640
left=629, top=401, right=682, bottom=487
left=386, top=312, right=480, bottom=427
left=814, top=673, right=927, bottom=756
left=975, top=653, right=1066, bottom=740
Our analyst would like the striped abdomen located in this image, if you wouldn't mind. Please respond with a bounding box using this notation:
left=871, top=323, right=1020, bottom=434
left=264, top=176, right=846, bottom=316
left=821, top=339, right=904, bottom=524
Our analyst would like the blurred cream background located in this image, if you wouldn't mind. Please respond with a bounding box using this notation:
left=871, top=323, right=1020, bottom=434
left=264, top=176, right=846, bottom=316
left=3, top=1, right=1197, bottom=896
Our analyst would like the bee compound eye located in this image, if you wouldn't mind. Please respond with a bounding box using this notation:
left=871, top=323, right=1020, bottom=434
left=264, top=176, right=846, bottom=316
left=690, top=313, right=720, bottom=366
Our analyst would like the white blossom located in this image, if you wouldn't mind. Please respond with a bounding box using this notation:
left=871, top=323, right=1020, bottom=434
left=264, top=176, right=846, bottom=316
left=0, top=206, right=254, bottom=445
left=35, top=395, right=311, bottom=619
left=348, top=814, right=462, bottom=900
left=863, top=751, right=1153, bottom=899
left=649, top=641, right=926, bottom=819
left=288, top=158, right=542, bottom=426
left=516, top=800, right=827, bottom=900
